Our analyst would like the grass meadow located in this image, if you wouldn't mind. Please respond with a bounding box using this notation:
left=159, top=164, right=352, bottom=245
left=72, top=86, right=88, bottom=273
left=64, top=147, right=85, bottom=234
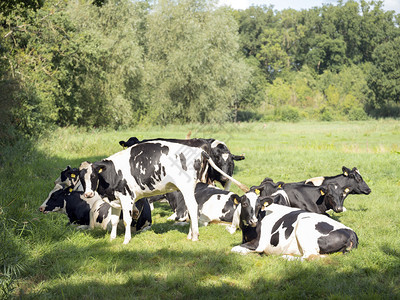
left=1, top=120, right=400, bottom=299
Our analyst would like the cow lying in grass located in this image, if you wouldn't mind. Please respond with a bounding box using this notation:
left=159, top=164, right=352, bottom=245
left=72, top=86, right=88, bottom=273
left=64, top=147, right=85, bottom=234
left=231, top=196, right=358, bottom=261
left=148, top=182, right=258, bottom=232
left=39, top=167, right=152, bottom=232
left=252, top=166, right=371, bottom=215
left=303, top=166, right=371, bottom=195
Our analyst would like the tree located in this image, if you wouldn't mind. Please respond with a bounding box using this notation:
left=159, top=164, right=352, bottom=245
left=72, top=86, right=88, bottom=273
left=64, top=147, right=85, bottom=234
left=368, top=37, right=400, bottom=105
left=143, top=0, right=249, bottom=124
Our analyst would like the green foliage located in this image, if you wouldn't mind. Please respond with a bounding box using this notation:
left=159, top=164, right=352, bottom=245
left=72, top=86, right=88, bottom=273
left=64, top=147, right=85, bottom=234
left=368, top=36, right=400, bottom=105
left=143, top=0, right=249, bottom=124
left=1, top=0, right=400, bottom=141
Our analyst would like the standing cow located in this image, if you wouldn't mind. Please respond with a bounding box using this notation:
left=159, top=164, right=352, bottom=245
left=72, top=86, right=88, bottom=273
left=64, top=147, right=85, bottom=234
left=81, top=139, right=248, bottom=244
left=119, top=137, right=245, bottom=190
left=232, top=197, right=358, bottom=261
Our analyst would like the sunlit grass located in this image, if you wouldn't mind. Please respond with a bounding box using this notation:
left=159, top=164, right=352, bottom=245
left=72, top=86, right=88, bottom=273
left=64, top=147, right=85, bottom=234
left=1, top=120, right=400, bottom=298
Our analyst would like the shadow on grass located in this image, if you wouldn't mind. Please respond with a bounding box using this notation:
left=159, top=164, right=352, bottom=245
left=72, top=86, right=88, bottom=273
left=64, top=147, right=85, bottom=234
left=2, top=135, right=400, bottom=299
left=22, top=242, right=400, bottom=299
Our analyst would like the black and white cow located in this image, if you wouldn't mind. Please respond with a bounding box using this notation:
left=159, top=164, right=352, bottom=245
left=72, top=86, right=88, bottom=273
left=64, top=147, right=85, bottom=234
left=39, top=172, right=152, bottom=232
left=232, top=197, right=358, bottom=261
left=252, top=178, right=349, bottom=215
left=80, top=139, right=248, bottom=244
left=303, top=166, right=371, bottom=195
left=118, top=137, right=245, bottom=190
left=149, top=182, right=244, bottom=227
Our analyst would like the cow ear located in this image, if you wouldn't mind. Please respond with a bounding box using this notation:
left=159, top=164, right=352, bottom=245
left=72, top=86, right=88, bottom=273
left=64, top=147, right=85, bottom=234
left=94, top=164, right=107, bottom=174
left=277, top=181, right=285, bottom=188
left=232, top=195, right=241, bottom=206
left=232, top=154, right=245, bottom=161
left=259, top=196, right=273, bottom=211
left=342, top=166, right=351, bottom=176
left=319, top=187, right=327, bottom=196
left=69, top=169, right=80, bottom=179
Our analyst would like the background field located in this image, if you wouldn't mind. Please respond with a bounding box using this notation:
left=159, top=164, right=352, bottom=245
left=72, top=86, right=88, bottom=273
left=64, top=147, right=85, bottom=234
left=1, top=120, right=400, bottom=299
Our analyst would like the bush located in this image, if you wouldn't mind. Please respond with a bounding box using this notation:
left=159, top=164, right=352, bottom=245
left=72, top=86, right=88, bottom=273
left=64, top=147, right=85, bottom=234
left=319, top=107, right=335, bottom=121
left=268, top=106, right=301, bottom=122
left=348, top=107, right=369, bottom=121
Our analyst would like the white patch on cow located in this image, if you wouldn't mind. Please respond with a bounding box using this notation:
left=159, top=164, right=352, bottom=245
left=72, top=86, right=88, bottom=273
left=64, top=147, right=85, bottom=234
left=222, top=153, right=229, bottom=161
left=271, top=190, right=290, bottom=206
left=198, top=191, right=235, bottom=226
left=305, top=176, right=325, bottom=186
left=211, top=140, right=226, bottom=148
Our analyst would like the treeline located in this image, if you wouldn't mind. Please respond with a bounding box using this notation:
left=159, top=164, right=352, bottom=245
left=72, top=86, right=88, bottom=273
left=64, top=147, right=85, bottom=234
left=234, top=1, right=400, bottom=122
left=1, top=0, right=399, bottom=142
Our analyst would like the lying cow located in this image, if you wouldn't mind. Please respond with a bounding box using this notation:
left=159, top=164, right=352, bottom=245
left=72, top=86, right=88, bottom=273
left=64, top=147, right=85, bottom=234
left=149, top=183, right=243, bottom=226
left=39, top=184, right=152, bottom=232
left=304, top=166, right=371, bottom=195
left=232, top=196, right=358, bottom=261
left=253, top=178, right=349, bottom=215
left=118, top=137, right=245, bottom=190
left=81, top=138, right=248, bottom=244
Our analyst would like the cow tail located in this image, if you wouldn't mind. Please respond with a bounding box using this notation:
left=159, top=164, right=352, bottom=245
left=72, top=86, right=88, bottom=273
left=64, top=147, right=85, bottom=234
left=202, top=151, right=249, bottom=192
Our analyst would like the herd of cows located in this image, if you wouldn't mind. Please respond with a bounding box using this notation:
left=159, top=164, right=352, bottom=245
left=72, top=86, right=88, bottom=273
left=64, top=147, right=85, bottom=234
left=39, top=137, right=371, bottom=261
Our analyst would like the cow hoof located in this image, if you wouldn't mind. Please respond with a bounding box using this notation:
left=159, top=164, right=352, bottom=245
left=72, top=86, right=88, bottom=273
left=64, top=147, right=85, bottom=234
left=226, top=226, right=237, bottom=234
left=231, top=246, right=250, bottom=254
left=123, top=239, right=131, bottom=245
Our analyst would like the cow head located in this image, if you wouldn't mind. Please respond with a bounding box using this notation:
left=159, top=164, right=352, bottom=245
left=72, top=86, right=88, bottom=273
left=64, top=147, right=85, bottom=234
left=251, top=177, right=284, bottom=197
left=80, top=161, right=104, bottom=198
left=236, top=192, right=259, bottom=228
left=321, top=183, right=346, bottom=213
left=342, top=166, right=371, bottom=195
left=119, top=137, right=140, bottom=148
left=39, top=185, right=68, bottom=214
left=208, top=140, right=245, bottom=186
left=255, top=196, right=275, bottom=217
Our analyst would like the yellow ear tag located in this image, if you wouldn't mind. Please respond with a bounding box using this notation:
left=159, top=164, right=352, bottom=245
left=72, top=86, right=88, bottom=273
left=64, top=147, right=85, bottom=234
left=98, top=168, right=103, bottom=173
left=255, top=189, right=260, bottom=195
left=69, top=188, right=73, bottom=193
left=70, top=174, right=76, bottom=178
left=278, top=184, right=282, bottom=188
left=234, top=198, right=239, bottom=205
left=345, top=188, right=350, bottom=193
left=344, top=172, right=348, bottom=176
left=320, top=190, right=325, bottom=196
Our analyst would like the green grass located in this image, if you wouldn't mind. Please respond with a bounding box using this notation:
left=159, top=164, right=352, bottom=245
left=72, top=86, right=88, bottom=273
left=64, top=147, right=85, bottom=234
left=1, top=120, right=400, bottom=299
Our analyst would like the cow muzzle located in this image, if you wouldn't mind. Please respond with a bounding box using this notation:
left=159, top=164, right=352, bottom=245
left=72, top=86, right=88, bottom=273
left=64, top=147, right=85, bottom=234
left=84, top=191, right=95, bottom=198
left=334, top=206, right=344, bottom=213
left=39, top=206, right=48, bottom=214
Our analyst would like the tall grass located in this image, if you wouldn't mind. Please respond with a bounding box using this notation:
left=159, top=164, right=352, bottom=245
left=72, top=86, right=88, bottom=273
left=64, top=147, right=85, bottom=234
left=1, top=120, right=399, bottom=299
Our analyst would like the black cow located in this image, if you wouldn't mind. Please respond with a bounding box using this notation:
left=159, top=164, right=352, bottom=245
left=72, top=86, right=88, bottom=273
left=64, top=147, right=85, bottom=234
left=303, top=166, right=371, bottom=195
left=81, top=139, right=248, bottom=244
left=232, top=197, right=358, bottom=261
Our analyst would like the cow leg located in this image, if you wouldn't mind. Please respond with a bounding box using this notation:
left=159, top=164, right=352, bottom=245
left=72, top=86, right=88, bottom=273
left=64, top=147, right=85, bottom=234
left=231, top=245, right=254, bottom=255
left=118, top=194, right=134, bottom=244
left=223, top=180, right=232, bottom=191
left=177, top=185, right=199, bottom=241
left=295, top=218, right=321, bottom=260
left=110, top=206, right=121, bottom=241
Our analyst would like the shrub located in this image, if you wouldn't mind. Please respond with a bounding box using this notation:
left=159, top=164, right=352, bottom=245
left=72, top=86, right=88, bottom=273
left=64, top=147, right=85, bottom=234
left=348, top=107, right=369, bottom=121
